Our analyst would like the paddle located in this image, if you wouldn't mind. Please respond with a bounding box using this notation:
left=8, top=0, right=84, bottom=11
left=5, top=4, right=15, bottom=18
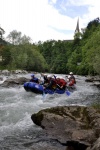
left=42, top=87, right=49, bottom=100
left=42, top=91, right=46, bottom=99
left=66, top=90, right=71, bottom=96
left=56, top=84, right=70, bottom=96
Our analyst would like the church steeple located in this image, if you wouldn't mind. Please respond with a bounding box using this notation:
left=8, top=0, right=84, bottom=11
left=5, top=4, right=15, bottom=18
left=0, top=26, right=5, bottom=39
left=75, top=18, right=80, bottom=34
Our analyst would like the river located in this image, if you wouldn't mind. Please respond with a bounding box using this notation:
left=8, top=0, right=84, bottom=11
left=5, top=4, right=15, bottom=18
left=0, top=73, right=100, bottom=150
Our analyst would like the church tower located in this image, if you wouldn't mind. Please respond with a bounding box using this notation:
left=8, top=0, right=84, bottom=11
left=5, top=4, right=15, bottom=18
left=75, top=18, right=80, bottom=34
left=0, top=26, right=5, bottom=39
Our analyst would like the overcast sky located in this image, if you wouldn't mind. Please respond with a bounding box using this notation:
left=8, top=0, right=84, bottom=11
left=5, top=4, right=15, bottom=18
left=1, top=0, right=100, bottom=43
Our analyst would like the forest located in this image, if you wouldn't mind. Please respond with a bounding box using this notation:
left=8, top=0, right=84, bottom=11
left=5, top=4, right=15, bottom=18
left=0, top=18, right=100, bottom=75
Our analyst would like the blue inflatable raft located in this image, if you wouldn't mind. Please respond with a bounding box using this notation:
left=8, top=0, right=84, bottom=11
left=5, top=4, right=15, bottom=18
left=24, top=82, right=66, bottom=95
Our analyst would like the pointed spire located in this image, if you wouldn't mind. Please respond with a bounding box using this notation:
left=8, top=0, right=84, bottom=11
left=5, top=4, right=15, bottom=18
left=75, top=18, right=80, bottom=33
left=0, top=26, right=5, bottom=39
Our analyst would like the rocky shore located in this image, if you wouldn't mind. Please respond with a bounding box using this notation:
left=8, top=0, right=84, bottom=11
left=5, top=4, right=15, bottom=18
left=0, top=70, right=100, bottom=149
left=31, top=106, right=100, bottom=150
left=85, top=75, right=100, bottom=89
left=0, top=70, right=100, bottom=88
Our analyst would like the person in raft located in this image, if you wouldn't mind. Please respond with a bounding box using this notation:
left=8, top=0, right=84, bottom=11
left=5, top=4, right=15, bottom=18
left=44, top=75, right=57, bottom=90
left=66, top=72, right=76, bottom=91
left=30, top=74, right=39, bottom=84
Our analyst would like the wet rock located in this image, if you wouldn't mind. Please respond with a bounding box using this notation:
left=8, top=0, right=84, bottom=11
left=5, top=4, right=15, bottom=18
left=0, top=69, right=28, bottom=75
left=85, top=76, right=100, bottom=89
left=85, top=76, right=100, bottom=82
left=92, top=83, right=100, bottom=88
left=11, top=70, right=28, bottom=74
left=0, top=77, right=30, bottom=87
left=31, top=106, right=100, bottom=149
left=86, top=137, right=100, bottom=150
left=85, top=78, right=94, bottom=82
left=54, top=139, right=89, bottom=150
left=1, top=69, right=10, bottom=76
left=0, top=77, right=3, bottom=81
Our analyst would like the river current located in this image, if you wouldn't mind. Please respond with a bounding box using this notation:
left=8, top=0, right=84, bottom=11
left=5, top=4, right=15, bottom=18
left=0, top=73, right=100, bottom=150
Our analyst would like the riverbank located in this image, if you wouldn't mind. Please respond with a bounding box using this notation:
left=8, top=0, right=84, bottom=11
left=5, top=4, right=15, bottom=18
left=0, top=70, right=100, bottom=150
left=85, top=75, right=100, bottom=89
left=31, top=105, right=100, bottom=150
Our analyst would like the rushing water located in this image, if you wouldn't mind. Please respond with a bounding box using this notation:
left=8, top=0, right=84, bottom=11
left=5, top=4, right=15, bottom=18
left=0, top=73, right=100, bottom=150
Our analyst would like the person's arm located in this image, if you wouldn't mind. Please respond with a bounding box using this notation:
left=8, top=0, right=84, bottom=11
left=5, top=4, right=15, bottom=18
left=30, top=79, right=33, bottom=82
left=46, top=80, right=53, bottom=88
left=44, top=76, right=47, bottom=80
left=53, top=75, right=56, bottom=79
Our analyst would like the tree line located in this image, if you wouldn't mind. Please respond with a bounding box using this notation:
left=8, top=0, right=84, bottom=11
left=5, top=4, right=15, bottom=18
left=0, top=18, right=100, bottom=75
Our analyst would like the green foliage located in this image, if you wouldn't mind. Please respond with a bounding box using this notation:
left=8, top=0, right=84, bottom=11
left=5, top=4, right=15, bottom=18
left=79, top=24, right=100, bottom=75
left=93, top=54, right=100, bottom=75
left=0, top=44, right=48, bottom=72
left=1, top=18, right=100, bottom=75
left=87, top=18, right=100, bottom=30
left=38, top=40, right=72, bottom=73
left=38, top=20, right=100, bottom=75
left=74, top=32, right=82, bottom=40
left=7, top=30, right=31, bottom=45
left=0, top=45, right=12, bottom=67
left=82, top=18, right=100, bottom=40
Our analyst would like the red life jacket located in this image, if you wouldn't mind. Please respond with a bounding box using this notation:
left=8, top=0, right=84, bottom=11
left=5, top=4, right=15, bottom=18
left=70, top=76, right=76, bottom=84
left=52, top=78, right=57, bottom=89
left=69, top=79, right=75, bottom=86
left=56, top=78, right=67, bottom=87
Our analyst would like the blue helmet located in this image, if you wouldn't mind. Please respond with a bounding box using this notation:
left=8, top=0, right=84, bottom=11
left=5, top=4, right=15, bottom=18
left=31, top=74, right=35, bottom=77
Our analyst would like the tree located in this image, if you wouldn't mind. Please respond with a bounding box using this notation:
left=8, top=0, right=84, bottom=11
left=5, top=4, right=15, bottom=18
left=87, top=17, right=100, bottom=30
left=7, top=30, right=31, bottom=45
left=79, top=23, right=100, bottom=75
left=93, top=54, right=100, bottom=75
left=7, top=44, right=48, bottom=71
left=82, top=18, right=100, bottom=39
left=7, top=30, right=21, bottom=45
left=20, top=35, right=32, bottom=44
left=0, top=46, right=11, bottom=66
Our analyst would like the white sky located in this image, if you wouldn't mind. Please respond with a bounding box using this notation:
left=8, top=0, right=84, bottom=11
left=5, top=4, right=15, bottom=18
left=1, top=0, right=100, bottom=43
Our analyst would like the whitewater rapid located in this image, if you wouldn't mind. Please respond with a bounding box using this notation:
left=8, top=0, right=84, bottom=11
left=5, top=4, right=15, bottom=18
left=0, top=73, right=99, bottom=149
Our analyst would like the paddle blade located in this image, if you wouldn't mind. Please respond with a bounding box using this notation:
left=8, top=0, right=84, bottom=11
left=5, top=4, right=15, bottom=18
left=66, top=90, right=71, bottom=96
left=42, top=92, right=46, bottom=99
left=42, top=91, right=48, bottom=101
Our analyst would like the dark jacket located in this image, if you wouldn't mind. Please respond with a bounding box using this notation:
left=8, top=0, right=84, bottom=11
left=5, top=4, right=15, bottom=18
left=45, top=78, right=57, bottom=90
left=30, top=77, right=39, bottom=83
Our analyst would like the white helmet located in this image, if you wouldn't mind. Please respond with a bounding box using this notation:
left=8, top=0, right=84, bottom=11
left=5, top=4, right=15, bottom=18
left=69, top=72, right=73, bottom=75
left=57, top=76, right=62, bottom=79
left=47, top=75, right=52, bottom=78
left=68, top=75, right=71, bottom=79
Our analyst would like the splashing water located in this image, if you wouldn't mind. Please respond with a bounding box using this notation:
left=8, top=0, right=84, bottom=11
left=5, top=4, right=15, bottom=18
left=0, top=74, right=99, bottom=149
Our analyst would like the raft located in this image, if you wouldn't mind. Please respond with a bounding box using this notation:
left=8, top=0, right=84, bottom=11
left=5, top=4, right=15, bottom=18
left=24, top=82, right=65, bottom=95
